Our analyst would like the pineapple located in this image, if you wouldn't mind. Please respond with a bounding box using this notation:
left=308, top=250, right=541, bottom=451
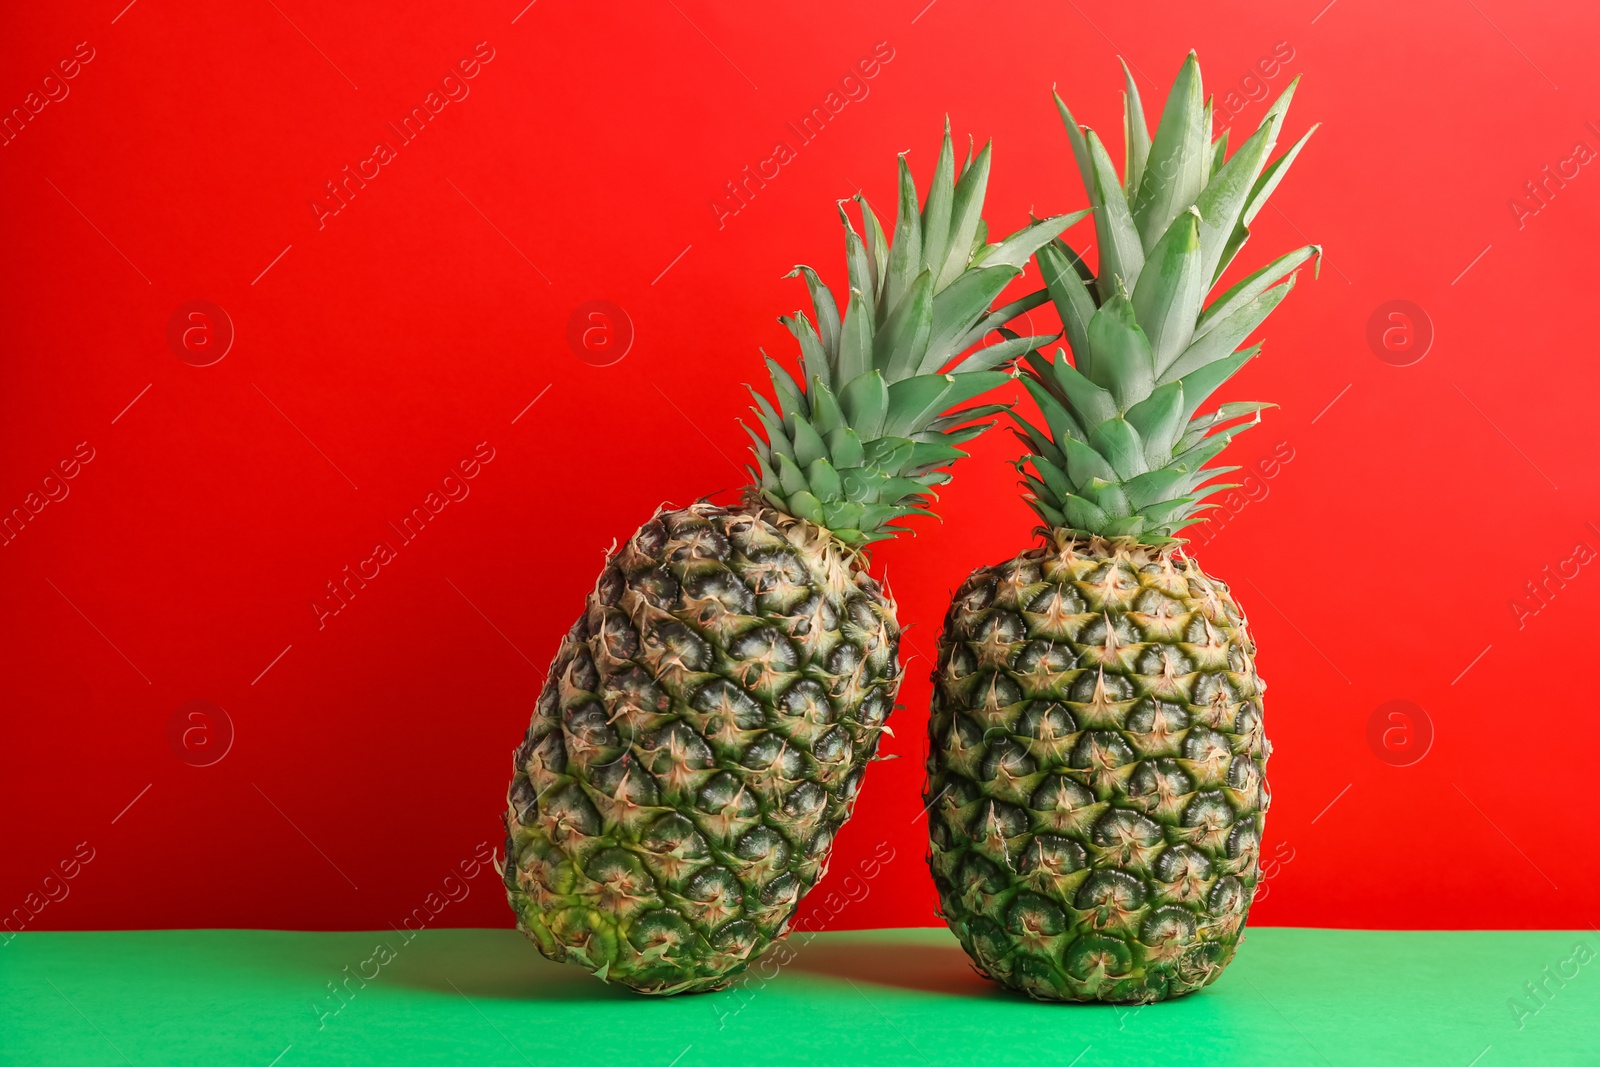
left=925, top=53, right=1319, bottom=1003
left=504, top=124, right=1076, bottom=994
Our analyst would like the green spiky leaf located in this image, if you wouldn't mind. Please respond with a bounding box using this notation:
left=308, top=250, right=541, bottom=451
left=1088, top=418, right=1148, bottom=480
left=1121, top=58, right=1151, bottom=198
left=938, top=140, right=993, bottom=289
left=1161, top=279, right=1292, bottom=385
left=951, top=330, right=1059, bottom=374
left=1195, top=245, right=1317, bottom=339
left=789, top=414, right=826, bottom=467
left=855, top=194, right=890, bottom=302
left=884, top=156, right=924, bottom=321
left=1131, top=51, right=1205, bottom=248
left=836, top=288, right=875, bottom=384
left=1131, top=207, right=1204, bottom=376
left=982, top=211, right=1084, bottom=271
left=1037, top=242, right=1096, bottom=368
left=839, top=370, right=889, bottom=438
left=1020, top=374, right=1089, bottom=448
left=1086, top=296, right=1156, bottom=409
left=923, top=266, right=1018, bottom=372
left=1085, top=132, right=1144, bottom=298
left=780, top=312, right=830, bottom=392
left=1123, top=380, right=1186, bottom=465
left=920, top=121, right=957, bottom=278
left=826, top=425, right=866, bottom=468
left=1012, top=53, right=1315, bottom=542
left=875, top=269, right=935, bottom=379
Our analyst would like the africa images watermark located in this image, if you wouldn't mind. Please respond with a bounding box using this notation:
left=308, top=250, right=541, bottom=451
left=1213, top=40, right=1297, bottom=132
left=1187, top=440, right=1295, bottom=550
left=1508, top=937, right=1597, bottom=1030
left=1, top=40, right=96, bottom=148
left=309, top=42, right=498, bottom=229
left=1, top=441, right=96, bottom=549
left=310, top=841, right=497, bottom=1029
left=1508, top=521, right=1598, bottom=631
left=712, top=840, right=896, bottom=1030
left=1507, top=121, right=1600, bottom=231
left=310, top=441, right=497, bottom=629
left=2, top=841, right=97, bottom=944
left=708, top=41, right=897, bottom=230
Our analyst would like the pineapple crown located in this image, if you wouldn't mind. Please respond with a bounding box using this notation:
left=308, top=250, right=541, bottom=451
left=1015, top=52, right=1320, bottom=544
left=745, top=121, right=1080, bottom=546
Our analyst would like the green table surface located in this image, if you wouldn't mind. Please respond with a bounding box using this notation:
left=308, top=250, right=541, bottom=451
left=4, top=927, right=1596, bottom=1066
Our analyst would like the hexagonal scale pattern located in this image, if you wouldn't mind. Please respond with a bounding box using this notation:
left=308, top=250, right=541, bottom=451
left=504, top=501, right=900, bottom=994
left=926, top=533, right=1268, bottom=1003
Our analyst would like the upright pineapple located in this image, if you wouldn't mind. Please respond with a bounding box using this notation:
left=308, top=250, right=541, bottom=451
left=926, top=54, right=1319, bottom=1003
left=505, top=125, right=1076, bottom=994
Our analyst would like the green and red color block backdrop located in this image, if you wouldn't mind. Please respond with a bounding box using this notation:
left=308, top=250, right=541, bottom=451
left=2, top=0, right=1597, bottom=937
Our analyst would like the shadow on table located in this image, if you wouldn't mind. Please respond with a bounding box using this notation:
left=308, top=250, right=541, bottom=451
left=787, top=937, right=1005, bottom=998
left=384, top=931, right=635, bottom=1002
left=381, top=931, right=1005, bottom=1003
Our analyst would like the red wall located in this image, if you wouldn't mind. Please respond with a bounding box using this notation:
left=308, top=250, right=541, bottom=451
left=3, top=0, right=1596, bottom=936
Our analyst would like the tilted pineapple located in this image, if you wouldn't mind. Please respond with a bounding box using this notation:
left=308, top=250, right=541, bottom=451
left=925, top=54, right=1319, bottom=1003
left=504, top=124, right=1076, bottom=994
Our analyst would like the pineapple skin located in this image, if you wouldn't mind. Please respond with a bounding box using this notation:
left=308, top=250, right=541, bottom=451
left=926, top=532, right=1267, bottom=1003
left=504, top=500, right=900, bottom=994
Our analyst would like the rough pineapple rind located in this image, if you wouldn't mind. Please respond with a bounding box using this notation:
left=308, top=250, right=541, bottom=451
left=926, top=532, right=1267, bottom=1003
left=505, top=500, right=899, bottom=994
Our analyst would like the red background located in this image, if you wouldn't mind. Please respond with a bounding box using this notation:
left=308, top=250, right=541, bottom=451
left=3, top=0, right=1596, bottom=936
